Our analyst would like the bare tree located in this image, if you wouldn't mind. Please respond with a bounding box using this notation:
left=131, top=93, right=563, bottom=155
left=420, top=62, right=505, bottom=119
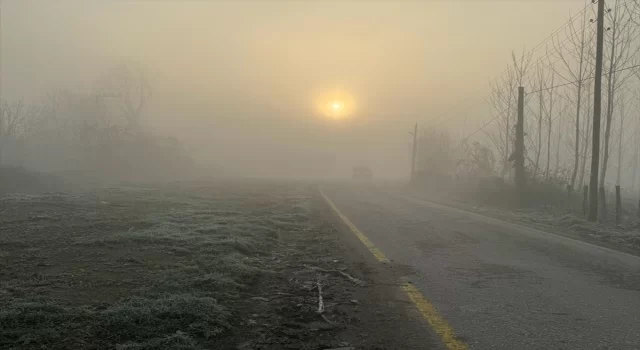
left=0, top=100, right=41, bottom=166
left=98, top=61, right=151, bottom=133
left=488, top=68, right=517, bottom=178
left=616, top=90, right=627, bottom=186
left=578, top=55, right=596, bottom=189
left=625, top=0, right=640, bottom=25
left=512, top=50, right=533, bottom=87
left=632, top=70, right=640, bottom=194
left=555, top=97, right=570, bottom=175
left=1, top=101, right=23, bottom=165
left=599, top=1, right=636, bottom=190
left=553, top=8, right=594, bottom=189
left=457, top=141, right=496, bottom=179
left=544, top=61, right=557, bottom=179
left=532, top=64, right=549, bottom=179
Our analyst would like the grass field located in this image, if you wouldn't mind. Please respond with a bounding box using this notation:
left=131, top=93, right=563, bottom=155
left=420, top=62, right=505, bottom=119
left=0, top=181, right=363, bottom=349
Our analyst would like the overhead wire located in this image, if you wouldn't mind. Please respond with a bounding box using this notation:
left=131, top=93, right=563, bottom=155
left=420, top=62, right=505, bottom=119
left=434, top=0, right=640, bottom=154
left=423, top=0, right=596, bottom=130
left=528, top=63, right=640, bottom=94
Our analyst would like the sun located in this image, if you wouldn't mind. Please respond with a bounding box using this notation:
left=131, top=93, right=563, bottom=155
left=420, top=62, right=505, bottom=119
left=314, top=89, right=356, bottom=120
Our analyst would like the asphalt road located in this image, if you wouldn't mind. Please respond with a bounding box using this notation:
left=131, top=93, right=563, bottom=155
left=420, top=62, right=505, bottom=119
left=322, top=185, right=640, bottom=350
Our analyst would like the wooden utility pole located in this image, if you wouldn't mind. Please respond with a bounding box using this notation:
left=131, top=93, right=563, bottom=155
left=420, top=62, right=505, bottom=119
left=514, top=87, right=526, bottom=205
left=588, top=0, right=606, bottom=222
left=410, top=123, right=418, bottom=182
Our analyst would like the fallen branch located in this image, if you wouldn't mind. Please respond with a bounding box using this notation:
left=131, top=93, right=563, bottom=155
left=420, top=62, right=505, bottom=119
left=304, top=264, right=365, bottom=286
left=316, top=277, right=336, bottom=326
left=320, top=314, right=335, bottom=325
left=316, top=275, right=324, bottom=314
left=335, top=270, right=365, bottom=286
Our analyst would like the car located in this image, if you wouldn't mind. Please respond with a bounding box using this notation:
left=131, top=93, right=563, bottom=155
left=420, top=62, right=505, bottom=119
left=352, top=166, right=373, bottom=181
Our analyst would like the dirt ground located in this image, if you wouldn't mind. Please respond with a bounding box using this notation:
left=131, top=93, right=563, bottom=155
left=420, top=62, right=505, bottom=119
left=0, top=181, right=437, bottom=350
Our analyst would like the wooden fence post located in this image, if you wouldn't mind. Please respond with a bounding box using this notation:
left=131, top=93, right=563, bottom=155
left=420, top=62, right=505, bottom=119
left=582, top=185, right=588, bottom=216
left=615, top=185, right=621, bottom=226
left=598, top=186, right=607, bottom=223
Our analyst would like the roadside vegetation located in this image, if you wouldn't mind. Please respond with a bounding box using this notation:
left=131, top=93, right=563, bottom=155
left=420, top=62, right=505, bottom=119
left=406, top=2, right=640, bottom=254
left=409, top=130, right=640, bottom=254
left=405, top=2, right=640, bottom=254
left=0, top=183, right=361, bottom=349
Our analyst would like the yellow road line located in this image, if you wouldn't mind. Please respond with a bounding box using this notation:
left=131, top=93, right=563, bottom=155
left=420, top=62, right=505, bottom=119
left=319, top=188, right=468, bottom=350
left=319, top=189, right=390, bottom=263
left=402, top=283, right=468, bottom=350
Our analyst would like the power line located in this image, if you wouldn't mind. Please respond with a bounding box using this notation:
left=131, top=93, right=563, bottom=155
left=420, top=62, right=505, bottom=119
left=457, top=104, right=512, bottom=147
left=527, top=2, right=593, bottom=56
left=434, top=0, right=636, bottom=136
left=424, top=0, right=596, bottom=129
left=428, top=0, right=640, bottom=152
left=528, top=63, right=640, bottom=94
left=533, top=0, right=636, bottom=90
left=533, top=0, right=631, bottom=73
left=455, top=60, right=640, bottom=149
left=435, top=34, right=583, bottom=132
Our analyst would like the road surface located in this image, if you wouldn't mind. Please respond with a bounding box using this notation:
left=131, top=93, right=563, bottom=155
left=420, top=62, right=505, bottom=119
left=322, top=185, right=640, bottom=349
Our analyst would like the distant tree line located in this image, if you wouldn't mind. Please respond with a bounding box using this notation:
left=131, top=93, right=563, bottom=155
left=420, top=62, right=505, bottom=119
left=0, top=62, right=193, bottom=188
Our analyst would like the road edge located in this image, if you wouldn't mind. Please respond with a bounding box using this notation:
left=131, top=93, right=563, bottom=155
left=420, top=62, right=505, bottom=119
left=318, top=187, right=466, bottom=350
left=388, top=189, right=640, bottom=263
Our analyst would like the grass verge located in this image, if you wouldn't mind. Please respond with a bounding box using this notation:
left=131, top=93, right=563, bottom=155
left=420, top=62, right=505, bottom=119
left=0, top=182, right=312, bottom=349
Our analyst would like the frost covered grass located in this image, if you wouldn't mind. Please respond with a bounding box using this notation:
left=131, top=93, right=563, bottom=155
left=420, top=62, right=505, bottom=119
left=405, top=181, right=640, bottom=254
left=0, top=182, right=313, bottom=349
left=467, top=203, right=640, bottom=253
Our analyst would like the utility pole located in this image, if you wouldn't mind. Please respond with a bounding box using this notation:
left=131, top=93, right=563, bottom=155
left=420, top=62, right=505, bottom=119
left=514, top=87, right=526, bottom=206
left=588, top=0, right=605, bottom=222
left=0, top=0, right=4, bottom=167
left=410, top=123, right=418, bottom=183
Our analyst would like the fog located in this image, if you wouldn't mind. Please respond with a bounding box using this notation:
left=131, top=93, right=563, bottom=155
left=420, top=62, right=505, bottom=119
left=1, top=0, right=589, bottom=181
left=3, top=3, right=640, bottom=348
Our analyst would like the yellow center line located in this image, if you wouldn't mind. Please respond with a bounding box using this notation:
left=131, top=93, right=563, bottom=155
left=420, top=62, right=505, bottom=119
left=319, top=189, right=390, bottom=263
left=402, top=282, right=468, bottom=350
left=319, top=188, right=468, bottom=350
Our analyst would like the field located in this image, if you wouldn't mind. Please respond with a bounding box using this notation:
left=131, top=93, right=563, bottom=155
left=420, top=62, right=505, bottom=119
left=0, top=181, right=380, bottom=349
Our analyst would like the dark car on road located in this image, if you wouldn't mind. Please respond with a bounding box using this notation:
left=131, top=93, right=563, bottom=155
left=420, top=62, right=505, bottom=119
left=352, top=166, right=373, bottom=181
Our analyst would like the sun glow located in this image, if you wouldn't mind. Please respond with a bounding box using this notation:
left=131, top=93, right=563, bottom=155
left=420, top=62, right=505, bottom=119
left=315, top=89, right=356, bottom=120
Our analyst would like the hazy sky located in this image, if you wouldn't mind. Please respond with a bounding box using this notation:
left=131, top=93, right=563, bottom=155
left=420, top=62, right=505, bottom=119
left=1, top=0, right=586, bottom=178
